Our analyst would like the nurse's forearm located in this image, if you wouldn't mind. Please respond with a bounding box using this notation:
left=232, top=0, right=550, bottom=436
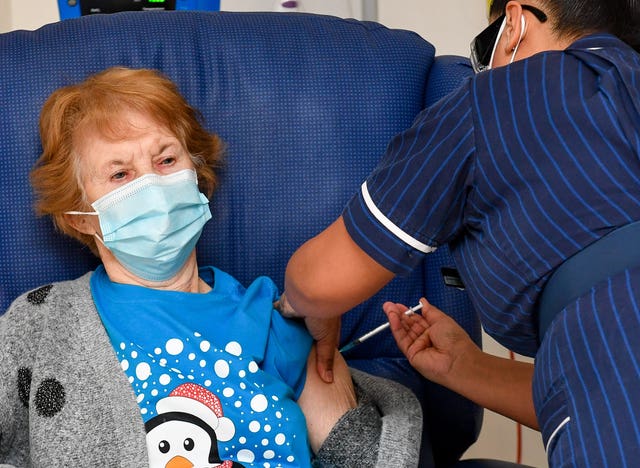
left=284, top=216, right=395, bottom=318
left=450, top=348, right=538, bottom=430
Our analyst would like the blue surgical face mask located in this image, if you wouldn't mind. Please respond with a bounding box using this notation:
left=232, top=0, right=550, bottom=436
left=67, top=169, right=212, bottom=281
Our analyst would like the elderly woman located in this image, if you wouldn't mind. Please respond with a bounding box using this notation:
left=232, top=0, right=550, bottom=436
left=0, top=67, right=421, bottom=467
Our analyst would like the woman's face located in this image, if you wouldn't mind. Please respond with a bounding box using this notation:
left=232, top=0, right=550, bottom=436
left=76, top=110, right=195, bottom=205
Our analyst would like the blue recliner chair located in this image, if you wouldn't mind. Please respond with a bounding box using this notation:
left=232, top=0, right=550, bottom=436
left=0, top=11, right=532, bottom=467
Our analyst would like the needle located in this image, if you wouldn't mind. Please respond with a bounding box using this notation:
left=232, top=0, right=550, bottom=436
left=339, top=302, right=423, bottom=353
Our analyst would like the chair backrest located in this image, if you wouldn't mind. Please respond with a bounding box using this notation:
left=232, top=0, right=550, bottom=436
left=0, top=11, right=479, bottom=465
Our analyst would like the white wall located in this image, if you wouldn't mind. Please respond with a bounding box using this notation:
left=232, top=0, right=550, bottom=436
left=221, top=0, right=362, bottom=19
left=378, top=0, right=488, bottom=56
left=1, top=0, right=58, bottom=32
left=0, top=2, right=10, bottom=32
left=0, top=1, right=547, bottom=466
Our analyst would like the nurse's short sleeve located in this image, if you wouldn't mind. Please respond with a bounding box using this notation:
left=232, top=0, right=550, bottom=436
left=343, top=84, right=476, bottom=276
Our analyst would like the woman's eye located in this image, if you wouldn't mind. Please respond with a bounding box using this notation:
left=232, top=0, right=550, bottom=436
left=159, top=157, right=176, bottom=166
left=111, top=171, right=127, bottom=181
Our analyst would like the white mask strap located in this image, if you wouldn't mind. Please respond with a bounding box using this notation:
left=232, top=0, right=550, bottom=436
left=489, top=14, right=526, bottom=70
left=510, top=15, right=526, bottom=64
left=65, top=210, right=99, bottom=216
left=93, top=232, right=106, bottom=245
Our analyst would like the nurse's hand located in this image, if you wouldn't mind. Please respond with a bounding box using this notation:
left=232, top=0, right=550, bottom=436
left=303, top=315, right=341, bottom=383
left=275, top=293, right=340, bottom=383
left=385, top=298, right=539, bottom=429
left=383, top=298, right=479, bottom=388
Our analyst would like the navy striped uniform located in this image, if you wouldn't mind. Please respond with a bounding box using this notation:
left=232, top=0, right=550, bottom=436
left=343, top=34, right=640, bottom=465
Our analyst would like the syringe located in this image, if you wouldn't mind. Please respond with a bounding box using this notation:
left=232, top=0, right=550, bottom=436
left=339, top=302, right=423, bottom=353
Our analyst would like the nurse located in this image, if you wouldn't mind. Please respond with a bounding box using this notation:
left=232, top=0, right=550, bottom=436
left=281, top=0, right=640, bottom=465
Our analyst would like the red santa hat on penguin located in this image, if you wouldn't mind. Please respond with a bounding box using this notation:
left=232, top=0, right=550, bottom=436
left=156, top=382, right=236, bottom=442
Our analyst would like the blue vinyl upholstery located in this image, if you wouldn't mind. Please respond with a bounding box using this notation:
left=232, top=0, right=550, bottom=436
left=0, top=11, right=483, bottom=466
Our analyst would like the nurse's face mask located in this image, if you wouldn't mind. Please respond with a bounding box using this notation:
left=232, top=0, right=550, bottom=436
left=470, top=4, right=548, bottom=74
left=66, top=168, right=212, bottom=282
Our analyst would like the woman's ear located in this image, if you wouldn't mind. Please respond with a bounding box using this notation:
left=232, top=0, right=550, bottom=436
left=64, top=212, right=98, bottom=236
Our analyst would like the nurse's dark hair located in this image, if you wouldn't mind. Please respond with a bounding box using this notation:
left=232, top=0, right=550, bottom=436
left=489, top=0, right=640, bottom=52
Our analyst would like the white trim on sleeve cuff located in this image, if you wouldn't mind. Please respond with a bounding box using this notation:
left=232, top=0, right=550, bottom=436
left=361, top=181, right=436, bottom=254
left=545, top=416, right=571, bottom=453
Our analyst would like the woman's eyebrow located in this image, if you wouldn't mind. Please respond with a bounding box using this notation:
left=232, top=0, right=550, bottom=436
left=152, top=140, right=180, bottom=156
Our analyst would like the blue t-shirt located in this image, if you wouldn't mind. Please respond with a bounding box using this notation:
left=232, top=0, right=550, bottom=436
left=91, top=265, right=313, bottom=467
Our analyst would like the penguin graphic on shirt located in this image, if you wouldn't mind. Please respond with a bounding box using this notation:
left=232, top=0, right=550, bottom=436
left=145, top=383, right=245, bottom=468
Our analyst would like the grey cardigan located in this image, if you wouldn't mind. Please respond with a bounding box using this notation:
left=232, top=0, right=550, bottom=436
left=0, top=273, right=422, bottom=467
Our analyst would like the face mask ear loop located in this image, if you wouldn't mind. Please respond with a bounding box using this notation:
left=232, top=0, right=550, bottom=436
left=94, top=232, right=106, bottom=245
left=63, top=211, right=104, bottom=245
left=64, top=210, right=99, bottom=216
left=510, top=15, right=526, bottom=64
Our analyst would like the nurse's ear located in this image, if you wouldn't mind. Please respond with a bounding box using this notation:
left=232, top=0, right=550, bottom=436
left=503, top=1, right=527, bottom=55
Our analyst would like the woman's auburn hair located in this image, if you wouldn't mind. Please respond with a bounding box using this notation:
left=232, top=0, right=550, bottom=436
left=31, top=67, right=224, bottom=254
